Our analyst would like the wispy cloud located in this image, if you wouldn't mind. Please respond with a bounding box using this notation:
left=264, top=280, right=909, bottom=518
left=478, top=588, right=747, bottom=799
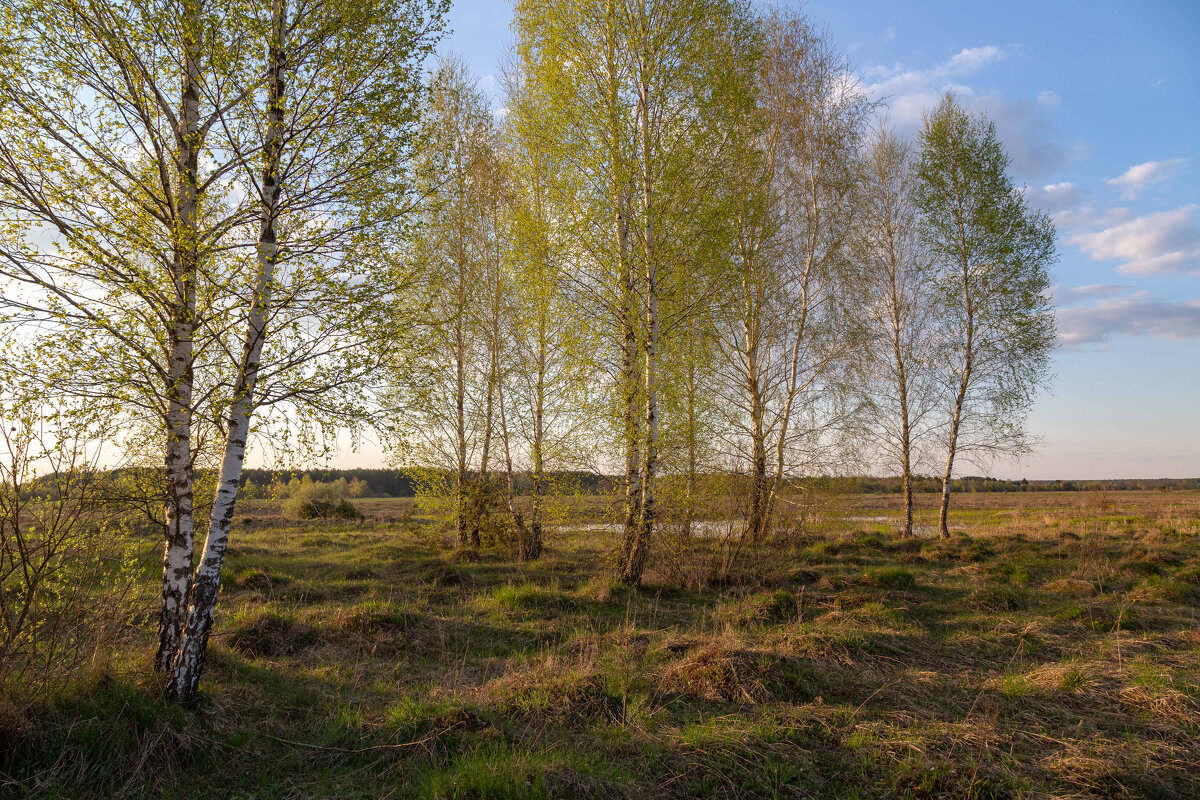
left=1024, top=182, right=1083, bottom=215
left=882, top=26, right=895, bottom=42
left=1057, top=292, right=1200, bottom=347
left=864, top=45, right=1011, bottom=114
left=944, top=45, right=1008, bottom=73
left=1070, top=205, right=1200, bottom=276
left=1037, top=90, right=1060, bottom=107
left=1051, top=283, right=1132, bottom=304
left=1106, top=158, right=1188, bottom=199
left=862, top=45, right=1078, bottom=178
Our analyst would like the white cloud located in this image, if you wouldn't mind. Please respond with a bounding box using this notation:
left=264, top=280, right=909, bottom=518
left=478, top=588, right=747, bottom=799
left=1057, top=292, right=1200, bottom=346
left=945, top=45, right=1007, bottom=73
left=1069, top=205, right=1200, bottom=276
left=1106, top=158, right=1188, bottom=198
left=1052, top=203, right=1133, bottom=237
left=1037, top=90, right=1060, bottom=107
left=863, top=45, right=1078, bottom=179
left=1051, top=283, right=1131, bottom=305
left=863, top=45, right=1013, bottom=129
left=1025, top=182, right=1083, bottom=215
left=882, top=26, right=895, bottom=42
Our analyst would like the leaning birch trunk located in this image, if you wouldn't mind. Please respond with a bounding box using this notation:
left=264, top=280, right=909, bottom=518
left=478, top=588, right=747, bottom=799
left=454, top=328, right=469, bottom=546
left=882, top=147, right=916, bottom=539
left=683, top=315, right=697, bottom=540
left=764, top=257, right=813, bottom=544
left=471, top=308, right=498, bottom=548
left=746, top=363, right=767, bottom=543
left=168, top=1, right=286, bottom=703
left=738, top=237, right=769, bottom=546
left=156, top=0, right=203, bottom=674
left=939, top=361, right=970, bottom=539
left=901, top=413, right=914, bottom=537
left=893, top=296, right=914, bottom=538
left=939, top=275, right=974, bottom=539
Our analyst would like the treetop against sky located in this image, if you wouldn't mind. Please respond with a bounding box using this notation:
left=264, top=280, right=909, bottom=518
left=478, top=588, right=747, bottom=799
left=350, top=0, right=1195, bottom=482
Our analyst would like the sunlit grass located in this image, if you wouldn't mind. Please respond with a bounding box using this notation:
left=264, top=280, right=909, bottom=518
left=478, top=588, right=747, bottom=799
left=4, top=489, right=1199, bottom=799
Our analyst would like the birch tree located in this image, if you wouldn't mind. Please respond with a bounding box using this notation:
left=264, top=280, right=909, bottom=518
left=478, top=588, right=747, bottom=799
left=854, top=125, right=940, bottom=538
left=167, top=0, right=444, bottom=703
left=0, top=0, right=443, bottom=704
left=510, top=0, right=756, bottom=585
left=510, top=0, right=642, bottom=576
left=397, top=58, right=505, bottom=548
left=0, top=0, right=259, bottom=674
left=716, top=10, right=868, bottom=547
left=499, top=76, right=580, bottom=561
left=915, top=95, right=1056, bottom=538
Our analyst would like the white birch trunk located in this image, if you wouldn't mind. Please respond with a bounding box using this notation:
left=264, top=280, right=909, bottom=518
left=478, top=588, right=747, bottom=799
left=629, top=74, right=657, bottom=586
left=156, top=0, right=203, bottom=674
left=940, top=299, right=972, bottom=539
left=940, top=200, right=975, bottom=539
left=497, top=379, right=537, bottom=561
left=528, top=316, right=546, bottom=561
left=617, top=190, right=643, bottom=583
left=168, top=0, right=286, bottom=703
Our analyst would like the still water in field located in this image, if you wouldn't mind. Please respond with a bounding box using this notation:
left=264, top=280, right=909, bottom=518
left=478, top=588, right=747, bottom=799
left=568, top=515, right=950, bottom=538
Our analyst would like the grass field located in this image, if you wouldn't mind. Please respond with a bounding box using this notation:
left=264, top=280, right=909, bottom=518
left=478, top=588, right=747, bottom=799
left=3, top=490, right=1199, bottom=799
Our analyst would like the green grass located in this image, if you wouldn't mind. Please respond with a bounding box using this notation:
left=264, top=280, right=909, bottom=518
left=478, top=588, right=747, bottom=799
left=3, top=490, right=1200, bottom=799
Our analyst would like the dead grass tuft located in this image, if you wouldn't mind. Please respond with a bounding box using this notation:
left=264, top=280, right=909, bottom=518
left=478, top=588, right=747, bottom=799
left=481, top=657, right=619, bottom=720
left=1044, top=577, right=1098, bottom=597
left=656, top=642, right=779, bottom=703
left=225, top=609, right=319, bottom=658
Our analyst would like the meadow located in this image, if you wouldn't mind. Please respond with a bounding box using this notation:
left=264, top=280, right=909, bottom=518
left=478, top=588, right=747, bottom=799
left=3, top=490, right=1199, bottom=799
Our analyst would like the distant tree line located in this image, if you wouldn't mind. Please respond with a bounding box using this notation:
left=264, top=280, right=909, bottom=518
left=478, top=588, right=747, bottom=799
left=236, top=468, right=611, bottom=498
left=833, top=476, right=1200, bottom=493
left=231, top=469, right=1200, bottom=498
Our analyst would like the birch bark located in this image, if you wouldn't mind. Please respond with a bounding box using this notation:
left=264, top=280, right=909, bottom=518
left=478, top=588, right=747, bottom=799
left=169, top=0, right=286, bottom=702
left=156, top=0, right=204, bottom=674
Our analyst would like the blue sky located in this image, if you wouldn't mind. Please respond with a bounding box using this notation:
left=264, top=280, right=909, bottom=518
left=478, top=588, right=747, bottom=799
left=420, top=0, right=1200, bottom=480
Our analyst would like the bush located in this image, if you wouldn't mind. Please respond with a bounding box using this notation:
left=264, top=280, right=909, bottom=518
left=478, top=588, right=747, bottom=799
left=0, top=402, right=147, bottom=699
left=284, top=480, right=359, bottom=520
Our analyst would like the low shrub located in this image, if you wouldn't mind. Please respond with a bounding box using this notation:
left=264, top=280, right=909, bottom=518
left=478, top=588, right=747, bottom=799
left=284, top=480, right=359, bottom=520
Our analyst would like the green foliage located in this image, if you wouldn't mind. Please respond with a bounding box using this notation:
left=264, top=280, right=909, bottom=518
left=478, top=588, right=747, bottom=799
left=914, top=93, right=1057, bottom=533
left=283, top=480, right=359, bottom=521
left=0, top=401, right=150, bottom=699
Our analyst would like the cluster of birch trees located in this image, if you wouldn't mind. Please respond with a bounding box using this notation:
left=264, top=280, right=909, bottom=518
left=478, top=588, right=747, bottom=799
left=400, top=2, right=1056, bottom=581
left=0, top=0, right=446, bottom=703
left=0, top=0, right=1054, bottom=704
